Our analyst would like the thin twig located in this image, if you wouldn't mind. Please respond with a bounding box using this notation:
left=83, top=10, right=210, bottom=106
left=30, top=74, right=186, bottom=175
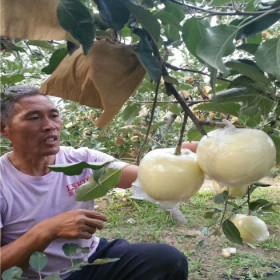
left=164, top=62, right=231, bottom=83
left=127, top=99, right=208, bottom=106
left=219, top=195, right=229, bottom=227
left=174, top=112, right=188, bottom=155
left=247, top=185, right=252, bottom=215
left=163, top=68, right=207, bottom=135
left=136, top=79, right=161, bottom=165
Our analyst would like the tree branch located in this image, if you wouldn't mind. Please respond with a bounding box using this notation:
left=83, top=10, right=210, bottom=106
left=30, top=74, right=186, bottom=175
left=164, top=62, right=231, bottom=83
left=174, top=112, right=188, bottom=155
left=165, top=0, right=276, bottom=16
left=163, top=70, right=207, bottom=136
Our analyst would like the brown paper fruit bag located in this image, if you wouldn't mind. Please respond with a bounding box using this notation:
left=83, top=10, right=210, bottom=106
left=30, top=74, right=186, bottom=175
left=40, top=39, right=146, bottom=128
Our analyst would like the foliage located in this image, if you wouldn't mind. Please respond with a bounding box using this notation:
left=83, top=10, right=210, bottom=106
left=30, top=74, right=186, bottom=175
left=0, top=0, right=280, bottom=276
left=1, top=0, right=279, bottom=157
left=1, top=243, right=119, bottom=280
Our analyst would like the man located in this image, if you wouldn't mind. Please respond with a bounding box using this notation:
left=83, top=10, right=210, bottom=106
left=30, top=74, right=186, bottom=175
left=0, top=86, right=189, bottom=279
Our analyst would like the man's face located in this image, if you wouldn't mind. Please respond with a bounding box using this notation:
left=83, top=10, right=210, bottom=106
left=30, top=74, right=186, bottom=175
left=2, top=95, right=63, bottom=158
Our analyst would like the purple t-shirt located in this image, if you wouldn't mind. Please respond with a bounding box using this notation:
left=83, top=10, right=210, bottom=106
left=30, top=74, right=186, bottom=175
left=0, top=146, right=127, bottom=279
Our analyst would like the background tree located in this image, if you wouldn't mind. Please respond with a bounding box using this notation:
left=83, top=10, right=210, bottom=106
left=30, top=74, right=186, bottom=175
left=1, top=0, right=279, bottom=162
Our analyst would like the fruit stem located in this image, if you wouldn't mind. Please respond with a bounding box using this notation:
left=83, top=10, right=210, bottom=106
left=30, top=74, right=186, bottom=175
left=247, top=184, right=252, bottom=215
left=219, top=194, right=229, bottom=227
left=174, top=112, right=188, bottom=155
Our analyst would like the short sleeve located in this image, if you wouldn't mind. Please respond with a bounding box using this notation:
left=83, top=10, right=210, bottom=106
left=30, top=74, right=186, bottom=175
left=83, top=148, right=128, bottom=170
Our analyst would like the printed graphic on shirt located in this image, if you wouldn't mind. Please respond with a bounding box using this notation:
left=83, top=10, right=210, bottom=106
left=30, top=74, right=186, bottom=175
left=65, top=177, right=90, bottom=196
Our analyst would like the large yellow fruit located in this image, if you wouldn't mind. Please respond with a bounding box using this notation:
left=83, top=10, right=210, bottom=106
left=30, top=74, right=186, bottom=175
left=138, top=148, right=205, bottom=202
left=197, top=124, right=276, bottom=187
left=212, top=181, right=249, bottom=199
left=231, top=214, right=269, bottom=244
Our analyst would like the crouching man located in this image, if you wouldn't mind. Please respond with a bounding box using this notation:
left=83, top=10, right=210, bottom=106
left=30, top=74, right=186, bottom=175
left=0, top=86, right=189, bottom=280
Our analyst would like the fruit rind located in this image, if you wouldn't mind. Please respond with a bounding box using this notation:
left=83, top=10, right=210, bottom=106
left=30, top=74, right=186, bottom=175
left=138, top=148, right=205, bottom=202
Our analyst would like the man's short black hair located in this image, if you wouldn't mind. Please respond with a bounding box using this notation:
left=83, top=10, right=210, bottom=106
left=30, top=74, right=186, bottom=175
left=1, top=85, right=49, bottom=125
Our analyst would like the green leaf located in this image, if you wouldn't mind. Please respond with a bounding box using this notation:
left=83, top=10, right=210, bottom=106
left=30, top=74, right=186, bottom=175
left=133, top=29, right=161, bottom=81
left=214, top=191, right=228, bottom=204
left=182, top=18, right=210, bottom=58
left=121, top=103, right=141, bottom=125
left=237, top=43, right=259, bottom=55
left=163, top=75, right=179, bottom=86
left=169, top=103, right=182, bottom=116
left=229, top=75, right=271, bottom=95
left=48, top=161, right=112, bottom=176
left=211, top=86, right=276, bottom=117
left=93, top=167, right=106, bottom=184
left=76, top=168, right=122, bottom=201
left=211, top=0, right=231, bottom=5
left=124, top=1, right=160, bottom=43
left=29, top=252, right=48, bottom=271
left=44, top=273, right=60, bottom=280
left=195, top=102, right=241, bottom=117
left=210, top=87, right=248, bottom=103
left=197, top=25, right=238, bottom=74
left=62, top=243, right=89, bottom=257
left=27, top=40, right=55, bottom=52
left=1, top=74, right=25, bottom=85
left=2, top=267, right=23, bottom=280
left=249, top=199, right=274, bottom=211
left=186, top=125, right=216, bottom=141
left=238, top=113, right=262, bottom=128
left=195, top=240, right=205, bottom=253
left=225, top=60, right=270, bottom=87
left=237, top=13, right=280, bottom=39
left=57, top=0, right=94, bottom=55
left=222, top=219, right=243, bottom=244
left=255, top=37, right=280, bottom=80
left=250, top=181, right=271, bottom=187
left=156, top=10, right=181, bottom=41
left=62, top=261, right=84, bottom=272
left=164, top=1, right=185, bottom=22
left=94, top=0, right=130, bottom=31
left=92, top=258, right=120, bottom=265
left=42, top=48, right=68, bottom=74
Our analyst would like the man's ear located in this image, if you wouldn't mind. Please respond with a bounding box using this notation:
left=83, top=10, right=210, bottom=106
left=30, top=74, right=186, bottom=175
left=0, top=122, right=9, bottom=139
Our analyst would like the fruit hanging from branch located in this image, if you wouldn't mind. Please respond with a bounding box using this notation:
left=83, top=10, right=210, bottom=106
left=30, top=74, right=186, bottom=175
left=211, top=181, right=249, bottom=199
left=231, top=214, right=270, bottom=244
left=138, top=148, right=205, bottom=202
left=196, top=122, right=276, bottom=187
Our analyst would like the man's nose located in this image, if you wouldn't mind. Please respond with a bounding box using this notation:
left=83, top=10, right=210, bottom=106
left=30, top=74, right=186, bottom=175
left=42, top=119, right=57, bottom=130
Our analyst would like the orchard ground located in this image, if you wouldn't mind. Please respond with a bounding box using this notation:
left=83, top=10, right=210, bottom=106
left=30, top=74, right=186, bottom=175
left=95, top=172, right=280, bottom=280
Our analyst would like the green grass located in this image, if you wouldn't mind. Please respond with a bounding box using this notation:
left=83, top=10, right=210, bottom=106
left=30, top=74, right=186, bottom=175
left=95, top=182, right=280, bottom=280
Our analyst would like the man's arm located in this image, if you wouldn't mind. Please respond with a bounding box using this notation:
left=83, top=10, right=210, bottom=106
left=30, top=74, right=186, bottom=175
left=182, top=141, right=199, bottom=153
left=0, top=209, right=108, bottom=272
left=117, top=164, right=138, bottom=189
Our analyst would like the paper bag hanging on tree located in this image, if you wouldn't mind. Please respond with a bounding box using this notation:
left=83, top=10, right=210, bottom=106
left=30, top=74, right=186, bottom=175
left=0, top=0, right=77, bottom=42
left=40, top=39, right=146, bottom=128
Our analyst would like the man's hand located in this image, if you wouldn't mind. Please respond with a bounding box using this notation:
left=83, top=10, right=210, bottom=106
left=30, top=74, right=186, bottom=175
left=44, top=209, right=108, bottom=239
left=0, top=209, right=108, bottom=272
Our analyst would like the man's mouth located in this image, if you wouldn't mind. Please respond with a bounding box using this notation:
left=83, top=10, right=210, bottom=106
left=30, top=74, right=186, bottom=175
left=44, top=135, right=58, bottom=143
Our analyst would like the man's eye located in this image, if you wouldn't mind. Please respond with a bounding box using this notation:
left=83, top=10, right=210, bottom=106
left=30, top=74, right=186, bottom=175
left=28, top=116, right=39, bottom=120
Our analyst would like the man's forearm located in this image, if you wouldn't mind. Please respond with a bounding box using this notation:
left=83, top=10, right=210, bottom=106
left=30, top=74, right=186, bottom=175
left=1, top=209, right=108, bottom=273
left=0, top=221, right=55, bottom=272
